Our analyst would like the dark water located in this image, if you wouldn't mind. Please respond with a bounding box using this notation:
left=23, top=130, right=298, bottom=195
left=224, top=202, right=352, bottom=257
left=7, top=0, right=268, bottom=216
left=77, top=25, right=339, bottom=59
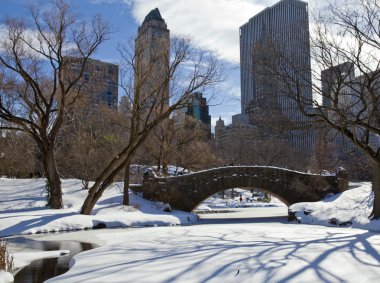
left=7, top=237, right=95, bottom=283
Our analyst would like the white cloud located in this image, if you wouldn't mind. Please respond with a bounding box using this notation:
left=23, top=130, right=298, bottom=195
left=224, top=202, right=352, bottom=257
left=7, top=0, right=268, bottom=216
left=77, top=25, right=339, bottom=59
left=218, top=82, right=241, bottom=98
left=125, top=0, right=271, bottom=63
left=122, top=0, right=331, bottom=64
left=0, top=23, right=78, bottom=60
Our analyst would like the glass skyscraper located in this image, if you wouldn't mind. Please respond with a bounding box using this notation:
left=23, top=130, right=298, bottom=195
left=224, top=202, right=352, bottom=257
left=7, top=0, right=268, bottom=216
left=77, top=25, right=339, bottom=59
left=240, top=0, right=313, bottom=151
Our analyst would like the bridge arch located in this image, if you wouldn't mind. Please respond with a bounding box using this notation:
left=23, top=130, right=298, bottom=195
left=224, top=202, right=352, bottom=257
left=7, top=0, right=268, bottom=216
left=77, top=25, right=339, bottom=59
left=193, top=187, right=290, bottom=211
left=138, top=166, right=348, bottom=212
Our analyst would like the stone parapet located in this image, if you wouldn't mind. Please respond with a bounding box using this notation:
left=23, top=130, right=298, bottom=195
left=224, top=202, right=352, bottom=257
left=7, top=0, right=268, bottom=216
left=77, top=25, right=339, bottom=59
left=136, top=166, right=347, bottom=212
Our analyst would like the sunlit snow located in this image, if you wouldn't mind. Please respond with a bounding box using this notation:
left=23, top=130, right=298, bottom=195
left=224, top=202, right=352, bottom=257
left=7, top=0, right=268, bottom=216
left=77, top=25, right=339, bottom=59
left=0, top=178, right=379, bottom=282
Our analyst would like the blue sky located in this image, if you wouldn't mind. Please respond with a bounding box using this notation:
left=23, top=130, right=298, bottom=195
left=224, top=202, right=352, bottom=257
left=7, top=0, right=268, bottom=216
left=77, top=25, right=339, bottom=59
left=1, top=0, right=322, bottom=129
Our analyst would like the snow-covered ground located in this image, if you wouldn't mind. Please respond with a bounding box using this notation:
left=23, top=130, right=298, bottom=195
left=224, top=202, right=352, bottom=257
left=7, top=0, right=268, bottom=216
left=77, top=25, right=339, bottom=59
left=39, top=223, right=380, bottom=283
left=289, top=182, right=380, bottom=232
left=0, top=178, right=197, bottom=238
left=0, top=177, right=196, bottom=282
left=1, top=178, right=380, bottom=283
left=196, top=188, right=285, bottom=211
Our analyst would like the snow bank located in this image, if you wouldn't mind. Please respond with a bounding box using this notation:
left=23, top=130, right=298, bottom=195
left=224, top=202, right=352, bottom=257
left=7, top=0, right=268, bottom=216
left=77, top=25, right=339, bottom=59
left=0, top=178, right=197, bottom=282
left=0, top=271, right=13, bottom=283
left=289, top=182, right=380, bottom=232
left=13, top=250, right=70, bottom=269
left=45, top=224, right=380, bottom=283
left=0, top=178, right=197, bottom=238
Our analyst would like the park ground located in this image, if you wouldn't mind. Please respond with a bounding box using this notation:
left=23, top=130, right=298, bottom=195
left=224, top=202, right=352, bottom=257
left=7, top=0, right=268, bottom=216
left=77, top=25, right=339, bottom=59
left=0, top=178, right=379, bottom=282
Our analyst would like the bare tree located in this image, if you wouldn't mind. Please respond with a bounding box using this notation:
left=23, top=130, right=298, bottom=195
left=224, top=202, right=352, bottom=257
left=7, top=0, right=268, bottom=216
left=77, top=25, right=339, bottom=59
left=309, top=131, right=339, bottom=172
left=259, top=0, right=380, bottom=218
left=0, top=131, right=37, bottom=177
left=57, top=103, right=126, bottom=189
left=176, top=139, right=222, bottom=172
left=80, top=37, right=223, bottom=214
left=143, top=114, right=213, bottom=174
left=214, top=118, right=307, bottom=169
left=143, top=121, right=174, bottom=174
left=0, top=0, right=110, bottom=208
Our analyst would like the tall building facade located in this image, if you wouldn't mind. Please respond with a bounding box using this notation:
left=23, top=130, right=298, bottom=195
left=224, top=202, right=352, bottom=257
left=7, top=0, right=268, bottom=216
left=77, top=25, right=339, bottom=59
left=321, top=62, right=356, bottom=109
left=321, top=62, right=380, bottom=161
left=172, top=93, right=212, bottom=137
left=135, top=8, right=170, bottom=111
left=185, top=93, right=211, bottom=133
left=64, top=57, right=118, bottom=108
left=240, top=0, right=313, bottom=151
left=214, top=115, right=257, bottom=164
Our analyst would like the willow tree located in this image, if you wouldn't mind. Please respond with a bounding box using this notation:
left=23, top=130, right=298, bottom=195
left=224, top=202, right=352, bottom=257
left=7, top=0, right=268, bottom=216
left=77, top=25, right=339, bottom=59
left=0, top=0, right=110, bottom=208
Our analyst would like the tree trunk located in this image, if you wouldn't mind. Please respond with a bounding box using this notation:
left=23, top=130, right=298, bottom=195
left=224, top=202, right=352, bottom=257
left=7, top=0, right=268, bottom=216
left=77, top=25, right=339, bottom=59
left=80, top=153, right=130, bottom=215
left=43, top=146, right=63, bottom=209
left=80, top=127, right=155, bottom=215
left=80, top=190, right=96, bottom=215
left=162, top=150, right=168, bottom=174
left=157, top=145, right=163, bottom=172
left=80, top=176, right=114, bottom=215
left=123, top=161, right=131, bottom=205
left=370, top=161, right=380, bottom=219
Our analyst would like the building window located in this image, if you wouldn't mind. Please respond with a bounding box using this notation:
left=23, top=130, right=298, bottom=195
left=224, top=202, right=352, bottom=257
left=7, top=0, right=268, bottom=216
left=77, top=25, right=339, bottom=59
left=106, top=90, right=113, bottom=106
left=108, top=65, right=114, bottom=74
left=107, top=80, right=114, bottom=90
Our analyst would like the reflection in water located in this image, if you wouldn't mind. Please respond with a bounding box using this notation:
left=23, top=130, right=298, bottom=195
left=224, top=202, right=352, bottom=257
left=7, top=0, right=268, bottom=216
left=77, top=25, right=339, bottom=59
left=8, top=237, right=94, bottom=283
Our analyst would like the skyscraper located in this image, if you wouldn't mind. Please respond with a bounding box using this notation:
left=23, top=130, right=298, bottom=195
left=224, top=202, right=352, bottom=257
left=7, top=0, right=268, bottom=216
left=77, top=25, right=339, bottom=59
left=240, top=0, right=313, bottom=151
left=321, top=62, right=355, bottom=109
left=135, top=8, right=170, bottom=111
left=320, top=62, right=380, bottom=163
left=185, top=93, right=211, bottom=133
left=64, top=57, right=119, bottom=108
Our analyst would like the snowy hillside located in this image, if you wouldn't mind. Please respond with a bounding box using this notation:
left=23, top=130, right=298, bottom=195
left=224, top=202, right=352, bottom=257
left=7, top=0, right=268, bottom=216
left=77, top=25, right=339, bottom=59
left=289, top=182, right=380, bottom=232
left=0, top=178, right=197, bottom=238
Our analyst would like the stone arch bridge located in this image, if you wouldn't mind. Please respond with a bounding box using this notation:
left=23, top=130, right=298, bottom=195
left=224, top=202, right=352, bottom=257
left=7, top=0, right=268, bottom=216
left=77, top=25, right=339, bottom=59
left=134, top=166, right=348, bottom=212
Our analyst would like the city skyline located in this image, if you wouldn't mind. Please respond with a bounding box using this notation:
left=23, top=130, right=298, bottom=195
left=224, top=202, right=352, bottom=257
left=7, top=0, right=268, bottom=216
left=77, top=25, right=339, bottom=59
left=0, top=0, right=328, bottom=130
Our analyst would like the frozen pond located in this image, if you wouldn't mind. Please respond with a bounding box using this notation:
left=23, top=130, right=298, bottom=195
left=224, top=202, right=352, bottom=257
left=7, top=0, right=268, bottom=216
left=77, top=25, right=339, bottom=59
left=6, top=237, right=95, bottom=283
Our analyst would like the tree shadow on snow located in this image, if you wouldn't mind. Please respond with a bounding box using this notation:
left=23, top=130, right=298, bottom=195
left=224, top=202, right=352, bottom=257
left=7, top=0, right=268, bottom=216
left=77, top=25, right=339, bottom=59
left=51, top=227, right=380, bottom=283
left=0, top=212, right=77, bottom=237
